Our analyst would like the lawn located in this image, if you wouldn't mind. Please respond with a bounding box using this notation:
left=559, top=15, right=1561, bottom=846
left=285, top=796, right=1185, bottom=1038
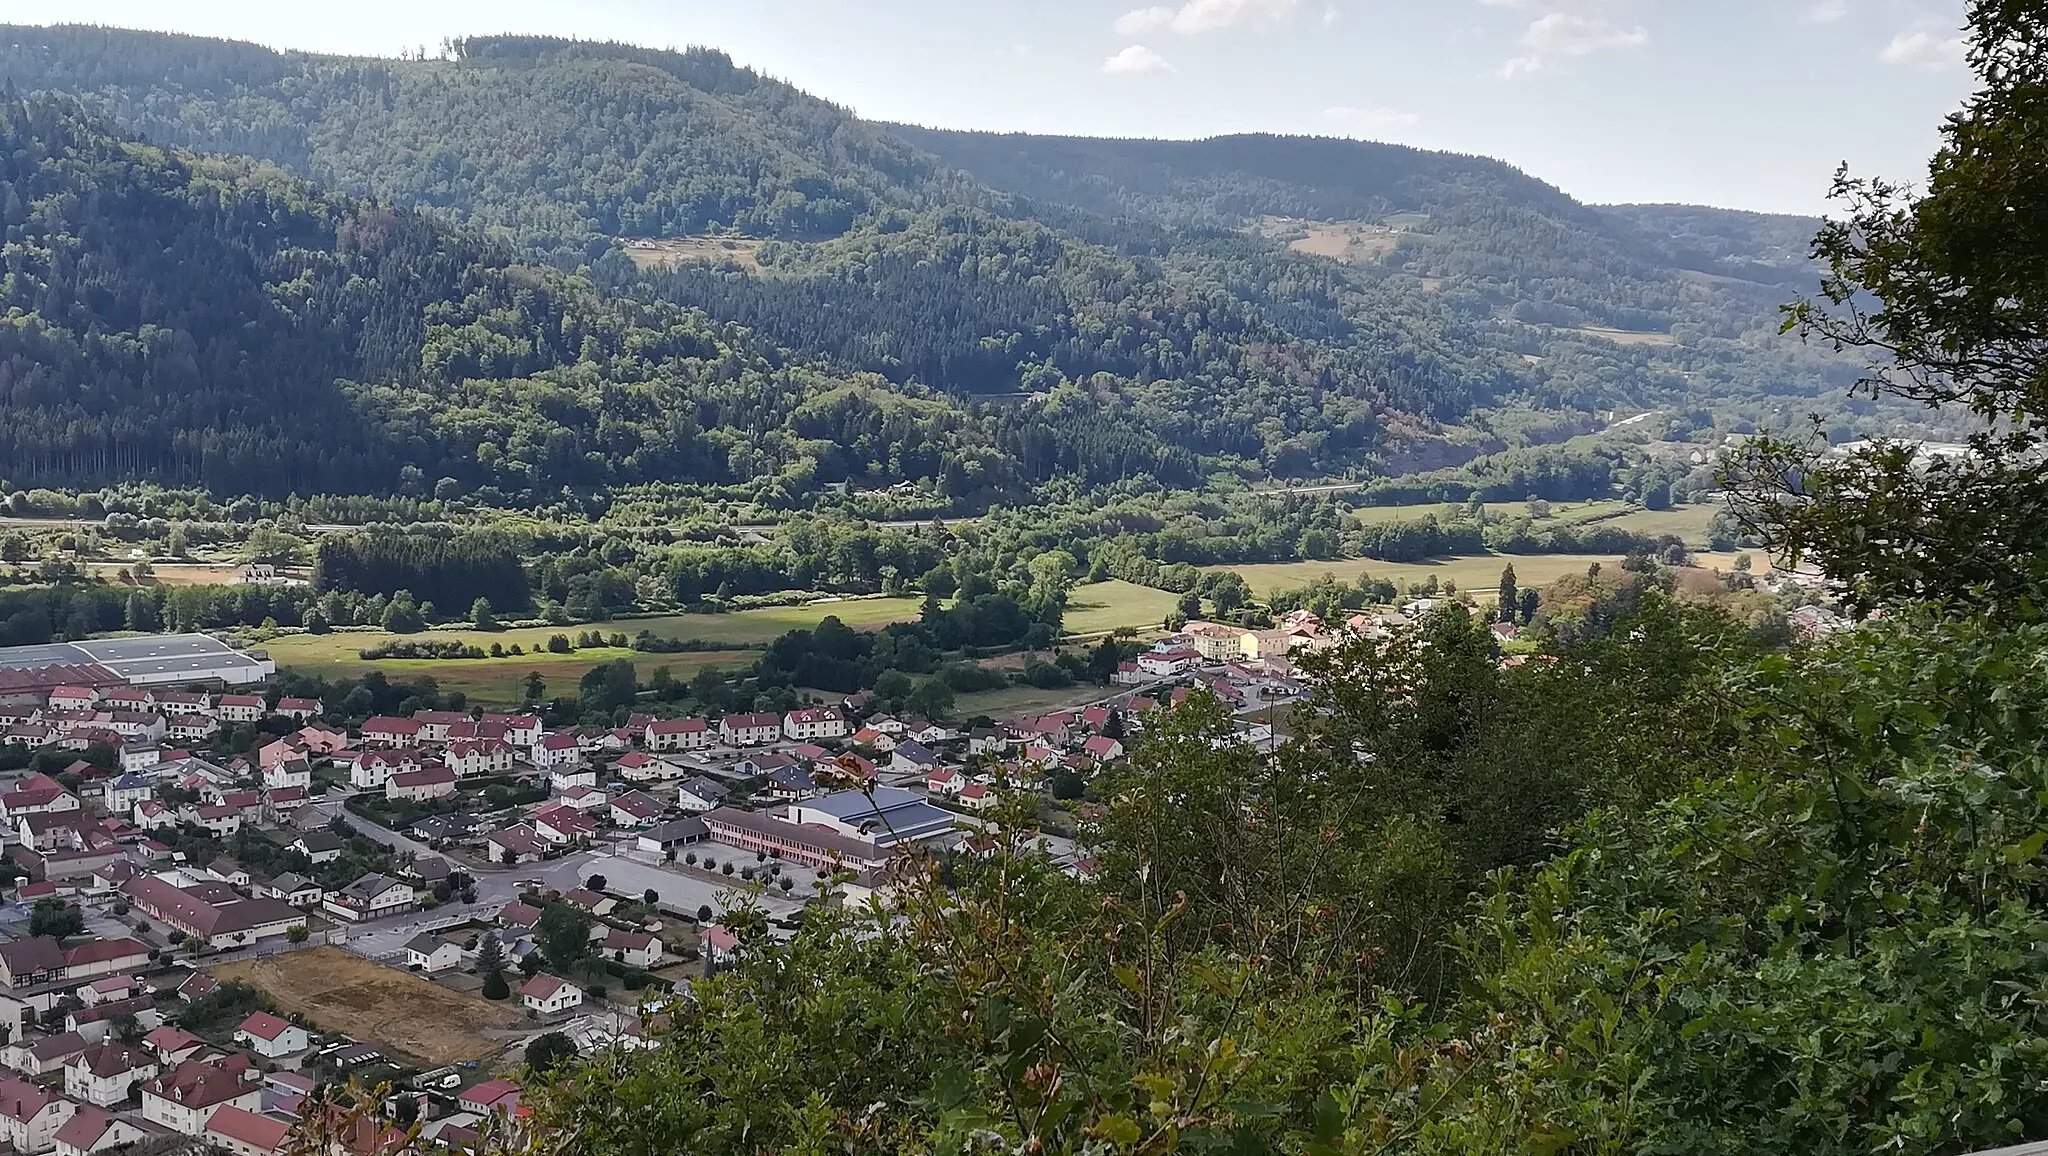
left=1062, top=580, right=1180, bottom=636
left=212, top=947, right=525, bottom=1066
left=356, top=651, right=756, bottom=705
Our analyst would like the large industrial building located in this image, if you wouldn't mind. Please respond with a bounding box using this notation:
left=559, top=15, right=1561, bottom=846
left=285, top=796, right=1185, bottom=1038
left=0, top=635, right=273, bottom=695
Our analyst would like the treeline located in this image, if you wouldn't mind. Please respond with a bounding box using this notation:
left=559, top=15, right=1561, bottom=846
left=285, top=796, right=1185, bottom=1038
left=313, top=533, right=529, bottom=612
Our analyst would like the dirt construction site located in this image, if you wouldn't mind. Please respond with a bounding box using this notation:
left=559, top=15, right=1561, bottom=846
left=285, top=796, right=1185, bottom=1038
left=212, top=947, right=528, bottom=1066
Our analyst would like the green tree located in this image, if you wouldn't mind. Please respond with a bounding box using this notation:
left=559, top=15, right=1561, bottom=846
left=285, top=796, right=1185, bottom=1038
left=905, top=677, right=955, bottom=722
left=538, top=904, right=592, bottom=969
left=522, top=671, right=546, bottom=703
left=28, top=899, right=82, bottom=939
left=470, top=597, right=498, bottom=631
left=482, top=969, right=511, bottom=1000
left=1495, top=565, right=1517, bottom=624
left=526, top=1031, right=578, bottom=1073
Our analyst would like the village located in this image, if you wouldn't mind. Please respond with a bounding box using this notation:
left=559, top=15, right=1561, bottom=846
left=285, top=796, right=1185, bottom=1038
left=0, top=606, right=1398, bottom=1156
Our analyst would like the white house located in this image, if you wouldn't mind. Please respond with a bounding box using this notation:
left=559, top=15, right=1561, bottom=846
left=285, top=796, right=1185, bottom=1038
left=718, top=713, right=782, bottom=748
left=289, top=830, right=345, bottom=864
left=601, top=930, right=663, bottom=969
left=260, top=759, right=310, bottom=792
left=139, top=1058, right=263, bottom=1135
left=446, top=739, right=516, bottom=778
left=53, top=1107, right=147, bottom=1156
left=404, top=934, right=464, bottom=974
left=214, top=695, right=265, bottom=724
left=63, top=1044, right=158, bottom=1108
left=347, top=749, right=419, bottom=790
left=674, top=776, right=729, bottom=813
left=233, top=1012, right=309, bottom=1059
left=782, top=707, right=847, bottom=742
left=386, top=765, right=458, bottom=802
left=323, top=874, right=415, bottom=922
left=99, top=774, right=153, bottom=816
left=520, top=975, right=583, bottom=1016
left=530, top=731, right=583, bottom=771
left=0, top=1076, right=77, bottom=1154
left=643, top=717, right=712, bottom=753
left=549, top=763, right=598, bottom=793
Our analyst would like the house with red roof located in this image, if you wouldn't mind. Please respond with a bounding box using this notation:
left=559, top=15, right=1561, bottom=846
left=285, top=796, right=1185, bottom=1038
left=53, top=1104, right=146, bottom=1156
left=63, top=1042, right=159, bottom=1107
left=215, top=695, right=265, bottom=724
left=520, top=975, right=583, bottom=1016
left=643, top=717, right=712, bottom=753
left=782, top=706, right=847, bottom=742
left=140, top=1055, right=262, bottom=1135
left=957, top=784, right=998, bottom=812
left=456, top=1079, right=522, bottom=1116
left=446, top=739, right=515, bottom=778
left=0, top=1074, right=78, bottom=1153
left=235, top=1012, right=309, bottom=1059
left=358, top=717, right=423, bottom=747
left=387, top=765, right=458, bottom=802
left=719, top=713, right=782, bottom=747
left=531, top=730, right=584, bottom=771
left=206, top=1104, right=292, bottom=1156
left=1082, top=736, right=1125, bottom=761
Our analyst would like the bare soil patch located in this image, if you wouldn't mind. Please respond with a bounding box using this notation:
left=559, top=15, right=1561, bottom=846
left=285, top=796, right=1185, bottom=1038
left=213, top=947, right=525, bottom=1066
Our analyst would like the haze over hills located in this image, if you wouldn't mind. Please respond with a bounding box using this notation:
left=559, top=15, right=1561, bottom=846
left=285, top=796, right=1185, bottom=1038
left=0, top=25, right=1893, bottom=502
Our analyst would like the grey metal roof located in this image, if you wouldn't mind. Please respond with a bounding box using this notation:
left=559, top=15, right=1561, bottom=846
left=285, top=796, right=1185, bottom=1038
left=0, top=635, right=271, bottom=684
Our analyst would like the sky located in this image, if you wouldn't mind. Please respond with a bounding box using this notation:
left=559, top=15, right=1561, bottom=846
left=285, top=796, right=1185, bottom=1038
left=4, top=0, right=1976, bottom=215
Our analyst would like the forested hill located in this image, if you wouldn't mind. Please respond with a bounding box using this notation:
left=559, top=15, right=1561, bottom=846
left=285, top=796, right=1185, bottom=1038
left=0, top=26, right=979, bottom=248
left=0, top=96, right=1052, bottom=502
left=0, top=26, right=1872, bottom=497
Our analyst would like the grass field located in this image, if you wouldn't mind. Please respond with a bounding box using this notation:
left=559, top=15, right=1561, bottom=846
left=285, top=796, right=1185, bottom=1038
left=1221, top=548, right=1765, bottom=600
left=213, top=947, right=525, bottom=1065
left=1347, top=499, right=1722, bottom=546
left=262, top=597, right=919, bottom=703
left=1063, top=580, right=1179, bottom=636
left=955, top=683, right=1108, bottom=721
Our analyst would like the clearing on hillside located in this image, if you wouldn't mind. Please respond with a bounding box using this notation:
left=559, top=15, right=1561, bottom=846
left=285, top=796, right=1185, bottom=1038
left=620, top=235, right=763, bottom=270
left=212, top=948, right=526, bottom=1066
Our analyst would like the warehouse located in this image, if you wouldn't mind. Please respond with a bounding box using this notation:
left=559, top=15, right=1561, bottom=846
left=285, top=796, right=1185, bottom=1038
left=0, top=635, right=274, bottom=689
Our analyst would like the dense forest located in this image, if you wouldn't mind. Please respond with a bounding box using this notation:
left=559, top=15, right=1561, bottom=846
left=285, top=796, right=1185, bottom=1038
left=0, top=25, right=1927, bottom=506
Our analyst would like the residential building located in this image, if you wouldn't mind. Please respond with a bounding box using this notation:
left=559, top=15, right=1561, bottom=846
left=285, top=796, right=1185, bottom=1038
left=274, top=698, right=324, bottom=722
left=289, top=831, right=345, bottom=864
left=890, top=740, right=942, bottom=775
left=486, top=826, right=547, bottom=865
left=782, top=707, right=847, bottom=742
left=261, top=759, right=310, bottom=792
left=139, top=1055, right=262, bottom=1135
left=957, top=784, right=998, bottom=812
left=205, top=1104, right=291, bottom=1156
left=643, top=717, right=712, bottom=753
left=234, top=1013, right=309, bottom=1059
left=404, top=935, right=463, bottom=974
left=718, top=713, right=782, bottom=748
left=214, top=695, right=265, bottom=724
left=614, top=752, right=681, bottom=782
left=674, top=776, right=729, bottom=813
left=259, top=873, right=322, bottom=908
left=530, top=731, right=583, bottom=771
left=358, top=717, right=424, bottom=747
left=549, top=765, right=597, bottom=793
left=53, top=1106, right=145, bottom=1156
left=0, top=938, right=67, bottom=988
left=457, top=1079, right=522, bottom=1117
left=98, top=774, right=152, bottom=816
left=531, top=805, right=596, bottom=846
left=609, top=791, right=663, bottom=827
left=520, top=975, right=583, bottom=1016
left=446, top=739, right=516, bottom=778
left=0, top=1075, right=77, bottom=1153
left=141, top=1027, right=204, bottom=1067
left=63, top=1043, right=158, bottom=1107
left=323, top=874, right=415, bottom=922
left=1082, top=736, right=1125, bottom=761
left=601, top=930, right=663, bottom=968
left=1, top=1034, right=87, bottom=1079
left=386, top=765, right=458, bottom=802
left=409, top=710, right=470, bottom=744
left=346, top=749, right=420, bottom=790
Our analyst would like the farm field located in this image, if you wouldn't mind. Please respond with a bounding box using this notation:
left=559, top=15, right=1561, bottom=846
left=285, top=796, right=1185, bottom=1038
left=1062, top=580, right=1179, bottom=636
left=955, top=682, right=1110, bottom=722
left=1218, top=548, right=1767, bottom=600
left=213, top=947, right=525, bottom=1065
left=261, top=597, right=919, bottom=703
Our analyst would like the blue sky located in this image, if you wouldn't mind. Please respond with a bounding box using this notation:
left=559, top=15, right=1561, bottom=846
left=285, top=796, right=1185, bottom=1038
left=20, top=0, right=1974, bottom=214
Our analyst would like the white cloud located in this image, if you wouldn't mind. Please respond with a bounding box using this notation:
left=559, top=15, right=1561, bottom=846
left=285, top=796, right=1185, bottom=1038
left=1499, top=11, right=1648, bottom=78
left=1323, top=106, right=1421, bottom=135
left=1102, top=43, right=1175, bottom=73
left=1800, top=0, right=1848, bottom=24
left=1878, top=29, right=1966, bottom=69
left=1114, top=0, right=1299, bottom=36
